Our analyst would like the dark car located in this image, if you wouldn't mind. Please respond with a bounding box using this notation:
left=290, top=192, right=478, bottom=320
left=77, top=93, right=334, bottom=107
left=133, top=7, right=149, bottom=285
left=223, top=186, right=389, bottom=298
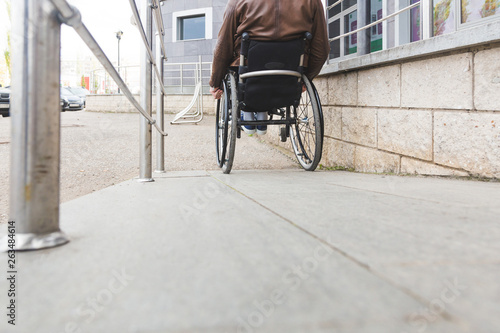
left=61, top=87, right=84, bottom=111
left=0, top=86, right=10, bottom=117
left=67, top=87, right=90, bottom=108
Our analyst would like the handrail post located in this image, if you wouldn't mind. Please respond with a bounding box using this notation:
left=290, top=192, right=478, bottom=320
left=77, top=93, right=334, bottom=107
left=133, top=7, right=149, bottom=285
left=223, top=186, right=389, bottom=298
left=2, top=0, right=69, bottom=251
left=139, top=0, right=154, bottom=182
left=155, top=32, right=165, bottom=173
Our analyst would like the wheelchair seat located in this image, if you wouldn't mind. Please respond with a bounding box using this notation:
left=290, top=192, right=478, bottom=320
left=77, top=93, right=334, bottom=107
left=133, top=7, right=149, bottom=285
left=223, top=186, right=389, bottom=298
left=238, top=35, right=306, bottom=112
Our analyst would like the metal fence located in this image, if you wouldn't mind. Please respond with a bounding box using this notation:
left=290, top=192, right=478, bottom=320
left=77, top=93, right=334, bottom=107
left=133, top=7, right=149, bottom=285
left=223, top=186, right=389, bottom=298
left=89, top=60, right=212, bottom=95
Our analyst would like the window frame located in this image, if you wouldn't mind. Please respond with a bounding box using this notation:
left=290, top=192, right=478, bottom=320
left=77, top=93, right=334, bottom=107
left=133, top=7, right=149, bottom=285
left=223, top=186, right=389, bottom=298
left=172, top=8, right=213, bottom=42
left=328, top=1, right=359, bottom=59
left=456, top=0, right=500, bottom=30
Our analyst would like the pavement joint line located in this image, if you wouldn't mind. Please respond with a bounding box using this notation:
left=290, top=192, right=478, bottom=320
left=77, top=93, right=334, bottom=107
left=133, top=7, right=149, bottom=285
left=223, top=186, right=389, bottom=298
left=325, top=182, right=473, bottom=206
left=209, top=173, right=466, bottom=328
left=153, top=174, right=213, bottom=179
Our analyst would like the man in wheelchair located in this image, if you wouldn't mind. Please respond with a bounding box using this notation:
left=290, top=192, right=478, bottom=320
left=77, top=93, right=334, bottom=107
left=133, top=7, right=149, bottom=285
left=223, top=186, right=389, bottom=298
left=211, top=0, right=329, bottom=173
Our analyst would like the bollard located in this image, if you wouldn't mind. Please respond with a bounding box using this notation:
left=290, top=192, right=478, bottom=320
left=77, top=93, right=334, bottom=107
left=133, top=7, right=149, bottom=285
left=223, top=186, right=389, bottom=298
left=2, top=0, right=69, bottom=251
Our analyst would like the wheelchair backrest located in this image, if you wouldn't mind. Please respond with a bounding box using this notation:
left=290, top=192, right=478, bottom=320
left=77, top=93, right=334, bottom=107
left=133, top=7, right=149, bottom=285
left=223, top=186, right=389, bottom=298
left=238, top=36, right=306, bottom=112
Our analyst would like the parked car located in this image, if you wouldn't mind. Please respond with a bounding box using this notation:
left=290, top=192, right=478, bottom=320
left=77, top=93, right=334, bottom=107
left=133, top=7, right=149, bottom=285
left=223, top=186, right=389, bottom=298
left=0, top=86, right=10, bottom=117
left=67, top=86, right=90, bottom=108
left=61, top=87, right=84, bottom=111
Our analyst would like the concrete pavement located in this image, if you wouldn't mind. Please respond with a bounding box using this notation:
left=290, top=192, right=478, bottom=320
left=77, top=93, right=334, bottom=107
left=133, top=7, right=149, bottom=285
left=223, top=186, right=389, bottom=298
left=0, top=169, right=499, bottom=333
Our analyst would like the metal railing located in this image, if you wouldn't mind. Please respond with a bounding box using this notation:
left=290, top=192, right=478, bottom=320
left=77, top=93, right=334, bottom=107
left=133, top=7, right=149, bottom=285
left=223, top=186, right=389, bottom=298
left=2, top=0, right=170, bottom=251
left=89, top=61, right=212, bottom=95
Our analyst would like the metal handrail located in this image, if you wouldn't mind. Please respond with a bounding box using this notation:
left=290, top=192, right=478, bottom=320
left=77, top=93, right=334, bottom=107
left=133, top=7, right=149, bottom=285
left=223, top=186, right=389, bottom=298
left=327, top=0, right=343, bottom=10
left=6, top=0, right=172, bottom=252
left=329, top=1, right=420, bottom=42
left=49, top=0, right=168, bottom=136
left=152, top=0, right=167, bottom=61
left=128, top=0, right=170, bottom=99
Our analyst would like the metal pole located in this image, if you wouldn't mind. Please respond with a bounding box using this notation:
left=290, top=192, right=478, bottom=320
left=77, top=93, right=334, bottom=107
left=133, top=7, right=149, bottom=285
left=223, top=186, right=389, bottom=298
left=3, top=0, right=69, bottom=251
left=118, top=37, right=121, bottom=93
left=116, top=30, right=123, bottom=94
left=200, top=55, right=203, bottom=114
left=155, top=32, right=165, bottom=173
left=180, top=64, right=183, bottom=93
left=139, top=0, right=154, bottom=182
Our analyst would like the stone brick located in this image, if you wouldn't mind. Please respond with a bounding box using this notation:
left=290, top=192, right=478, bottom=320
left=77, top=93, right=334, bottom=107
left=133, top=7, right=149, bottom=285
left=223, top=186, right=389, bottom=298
left=327, top=72, right=357, bottom=106
left=322, top=138, right=355, bottom=169
left=401, top=53, right=473, bottom=109
left=313, top=76, right=328, bottom=106
left=323, top=107, right=342, bottom=139
left=474, top=48, right=500, bottom=111
left=358, top=65, right=400, bottom=107
left=341, top=107, right=377, bottom=147
left=434, top=111, right=500, bottom=178
left=401, top=157, right=469, bottom=177
left=354, top=146, right=400, bottom=173
left=378, top=109, right=433, bottom=160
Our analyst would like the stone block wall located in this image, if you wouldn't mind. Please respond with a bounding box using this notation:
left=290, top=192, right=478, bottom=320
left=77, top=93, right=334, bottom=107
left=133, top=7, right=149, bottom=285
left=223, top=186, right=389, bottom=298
left=264, top=46, right=500, bottom=179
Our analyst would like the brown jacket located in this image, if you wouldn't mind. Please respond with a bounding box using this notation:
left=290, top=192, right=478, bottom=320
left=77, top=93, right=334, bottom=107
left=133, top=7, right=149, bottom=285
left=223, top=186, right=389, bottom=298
left=209, top=0, right=330, bottom=88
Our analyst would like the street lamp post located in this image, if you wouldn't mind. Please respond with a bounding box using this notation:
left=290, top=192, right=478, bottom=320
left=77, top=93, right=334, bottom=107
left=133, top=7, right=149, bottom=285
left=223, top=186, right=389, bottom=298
left=116, top=30, right=123, bottom=93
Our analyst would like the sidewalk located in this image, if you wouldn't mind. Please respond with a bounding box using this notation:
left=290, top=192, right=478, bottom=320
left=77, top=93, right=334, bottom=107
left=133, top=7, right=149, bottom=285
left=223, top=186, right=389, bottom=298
left=1, top=169, right=499, bottom=333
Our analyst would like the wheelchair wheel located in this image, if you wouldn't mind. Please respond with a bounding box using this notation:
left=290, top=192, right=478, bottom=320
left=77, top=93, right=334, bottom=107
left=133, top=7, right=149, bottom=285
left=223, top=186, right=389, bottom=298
left=290, top=75, right=324, bottom=171
left=218, top=72, right=238, bottom=174
left=215, top=80, right=229, bottom=167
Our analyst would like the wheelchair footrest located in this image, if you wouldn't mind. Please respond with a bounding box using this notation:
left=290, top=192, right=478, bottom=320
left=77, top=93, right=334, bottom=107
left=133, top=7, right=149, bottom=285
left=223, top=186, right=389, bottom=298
left=239, top=119, right=295, bottom=126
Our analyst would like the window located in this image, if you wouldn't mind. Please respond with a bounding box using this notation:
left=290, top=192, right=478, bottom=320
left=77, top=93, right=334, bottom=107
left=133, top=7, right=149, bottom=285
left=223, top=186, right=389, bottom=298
left=326, top=0, right=500, bottom=61
left=461, top=0, right=500, bottom=24
left=179, top=15, right=205, bottom=40
left=433, top=0, right=456, bottom=35
left=172, top=8, right=213, bottom=42
left=328, top=0, right=358, bottom=59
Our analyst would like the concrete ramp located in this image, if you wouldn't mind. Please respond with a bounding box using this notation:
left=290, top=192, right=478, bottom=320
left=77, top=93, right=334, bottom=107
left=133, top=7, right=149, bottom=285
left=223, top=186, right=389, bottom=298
left=1, top=170, right=499, bottom=333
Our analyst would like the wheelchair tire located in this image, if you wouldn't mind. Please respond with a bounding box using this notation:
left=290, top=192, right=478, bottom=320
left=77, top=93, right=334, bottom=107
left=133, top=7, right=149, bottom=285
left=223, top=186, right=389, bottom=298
left=221, top=72, right=238, bottom=174
left=216, top=80, right=229, bottom=168
left=290, top=75, right=324, bottom=171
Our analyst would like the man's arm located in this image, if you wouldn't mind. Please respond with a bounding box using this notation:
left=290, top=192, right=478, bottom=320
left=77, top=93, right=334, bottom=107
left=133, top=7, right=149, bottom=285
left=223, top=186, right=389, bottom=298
left=209, top=0, right=238, bottom=89
left=306, top=0, right=330, bottom=80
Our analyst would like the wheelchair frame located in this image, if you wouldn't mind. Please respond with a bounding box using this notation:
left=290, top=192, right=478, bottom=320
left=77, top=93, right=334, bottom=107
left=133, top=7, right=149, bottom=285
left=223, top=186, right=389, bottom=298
left=216, top=33, right=324, bottom=174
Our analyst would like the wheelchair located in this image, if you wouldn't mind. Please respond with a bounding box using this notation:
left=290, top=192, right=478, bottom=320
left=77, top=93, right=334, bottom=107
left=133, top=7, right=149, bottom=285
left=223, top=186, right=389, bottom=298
left=216, top=32, right=324, bottom=174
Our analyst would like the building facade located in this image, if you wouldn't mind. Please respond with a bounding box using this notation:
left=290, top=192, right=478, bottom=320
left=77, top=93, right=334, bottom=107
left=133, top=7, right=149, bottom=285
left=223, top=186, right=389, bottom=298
left=160, top=0, right=227, bottom=64
left=159, top=0, right=500, bottom=179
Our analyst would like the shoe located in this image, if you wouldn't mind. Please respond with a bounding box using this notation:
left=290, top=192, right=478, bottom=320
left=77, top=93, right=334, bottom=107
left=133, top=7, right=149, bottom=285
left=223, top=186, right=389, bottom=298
left=256, top=112, right=267, bottom=135
left=242, top=111, right=255, bottom=135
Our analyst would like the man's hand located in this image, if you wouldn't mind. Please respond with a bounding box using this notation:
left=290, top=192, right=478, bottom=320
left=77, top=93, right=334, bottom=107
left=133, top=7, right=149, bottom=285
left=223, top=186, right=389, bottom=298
left=210, top=87, right=223, bottom=99
left=302, top=83, right=307, bottom=93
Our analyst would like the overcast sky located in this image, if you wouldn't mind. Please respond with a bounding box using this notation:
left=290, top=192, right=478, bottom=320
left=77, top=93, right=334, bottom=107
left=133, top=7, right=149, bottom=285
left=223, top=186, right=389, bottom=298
left=0, top=0, right=143, bottom=65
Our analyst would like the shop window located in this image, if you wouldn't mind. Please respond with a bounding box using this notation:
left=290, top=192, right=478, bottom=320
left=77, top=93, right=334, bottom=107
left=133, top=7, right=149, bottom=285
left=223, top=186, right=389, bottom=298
left=433, top=0, right=456, bottom=35
left=461, top=0, right=500, bottom=24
